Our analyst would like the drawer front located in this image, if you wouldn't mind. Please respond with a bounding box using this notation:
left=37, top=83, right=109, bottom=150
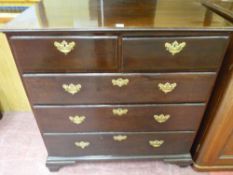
left=10, top=36, right=118, bottom=73
left=34, top=104, right=205, bottom=133
left=122, top=36, right=229, bottom=72
left=44, top=133, right=195, bottom=157
left=24, top=73, right=216, bottom=104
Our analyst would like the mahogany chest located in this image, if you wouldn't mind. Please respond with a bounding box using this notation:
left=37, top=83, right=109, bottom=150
left=3, top=0, right=233, bottom=171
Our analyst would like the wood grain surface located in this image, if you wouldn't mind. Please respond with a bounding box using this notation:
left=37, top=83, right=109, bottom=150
left=34, top=104, right=205, bottom=133
left=44, top=132, right=195, bottom=157
left=23, top=73, right=216, bottom=104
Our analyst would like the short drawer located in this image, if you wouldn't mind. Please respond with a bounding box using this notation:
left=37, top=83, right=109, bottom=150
left=44, top=132, right=195, bottom=157
left=122, top=36, right=229, bottom=72
left=24, top=73, right=216, bottom=104
left=10, top=36, right=118, bottom=72
left=34, top=104, right=205, bottom=133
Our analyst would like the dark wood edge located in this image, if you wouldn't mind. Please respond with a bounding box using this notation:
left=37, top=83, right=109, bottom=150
left=22, top=72, right=217, bottom=77
left=4, top=31, right=233, bottom=37
left=2, top=27, right=233, bottom=33
left=47, top=154, right=192, bottom=161
left=43, top=131, right=195, bottom=136
left=202, top=0, right=233, bottom=22
left=33, top=103, right=206, bottom=108
left=46, top=154, right=192, bottom=171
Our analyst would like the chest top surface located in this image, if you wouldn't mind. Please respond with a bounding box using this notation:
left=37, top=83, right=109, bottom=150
left=2, top=0, right=233, bottom=31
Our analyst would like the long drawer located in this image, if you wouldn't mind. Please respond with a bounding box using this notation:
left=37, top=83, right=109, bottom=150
left=23, top=73, right=216, bottom=104
left=34, top=104, right=205, bottom=133
left=44, top=132, right=195, bottom=157
left=10, top=36, right=118, bottom=73
left=122, top=36, right=229, bottom=72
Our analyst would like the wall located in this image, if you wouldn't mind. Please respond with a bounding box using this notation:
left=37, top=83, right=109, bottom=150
left=0, top=33, right=31, bottom=111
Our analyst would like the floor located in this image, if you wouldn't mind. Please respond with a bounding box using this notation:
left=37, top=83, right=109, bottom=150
left=0, top=112, right=232, bottom=175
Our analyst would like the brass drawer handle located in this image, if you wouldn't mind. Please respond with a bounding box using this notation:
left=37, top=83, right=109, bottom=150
left=75, top=141, right=90, bottom=149
left=113, top=135, right=127, bottom=141
left=149, top=140, right=164, bottom=148
left=158, top=82, right=177, bottom=94
left=62, top=83, right=81, bottom=95
left=165, top=41, right=186, bottom=56
left=54, top=40, right=76, bottom=55
left=154, top=114, right=170, bottom=123
left=112, top=78, right=129, bottom=87
left=112, top=108, right=128, bottom=116
left=69, top=115, right=86, bottom=125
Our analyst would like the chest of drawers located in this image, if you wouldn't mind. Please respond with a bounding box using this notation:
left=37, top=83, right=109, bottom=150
left=3, top=0, right=233, bottom=172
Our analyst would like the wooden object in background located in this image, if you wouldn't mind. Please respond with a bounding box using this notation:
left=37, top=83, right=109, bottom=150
left=193, top=34, right=233, bottom=170
left=192, top=0, right=233, bottom=171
